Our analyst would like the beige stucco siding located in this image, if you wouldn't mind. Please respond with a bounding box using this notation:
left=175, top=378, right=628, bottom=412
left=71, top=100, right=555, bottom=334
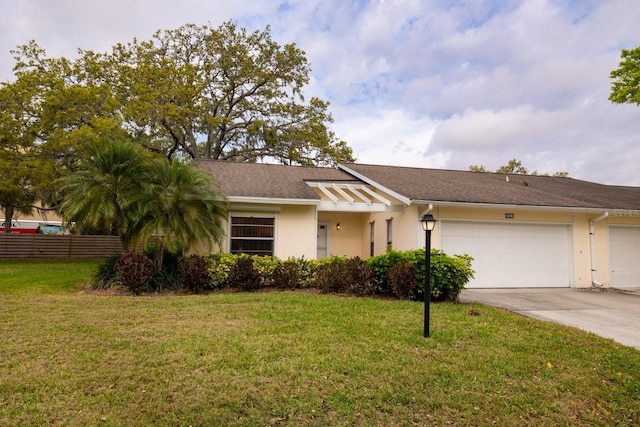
left=573, top=212, right=640, bottom=288
left=436, top=206, right=574, bottom=223
left=275, top=205, right=317, bottom=259
left=206, top=190, right=640, bottom=289
left=317, top=213, right=366, bottom=258
left=317, top=206, right=425, bottom=259
left=366, top=206, right=424, bottom=255
left=608, top=211, right=640, bottom=225
left=573, top=213, right=594, bottom=288
left=218, top=204, right=316, bottom=258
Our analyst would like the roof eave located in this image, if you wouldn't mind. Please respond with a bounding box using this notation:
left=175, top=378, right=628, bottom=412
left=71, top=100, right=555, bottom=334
left=411, top=199, right=610, bottom=213
left=338, top=164, right=412, bottom=206
left=228, top=196, right=320, bottom=206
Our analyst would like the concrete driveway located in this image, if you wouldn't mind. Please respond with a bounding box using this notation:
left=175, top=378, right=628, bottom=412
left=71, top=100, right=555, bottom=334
left=459, top=287, right=640, bottom=349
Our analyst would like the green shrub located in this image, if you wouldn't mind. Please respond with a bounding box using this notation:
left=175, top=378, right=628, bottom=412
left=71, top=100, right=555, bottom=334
left=207, top=253, right=237, bottom=289
left=227, top=254, right=262, bottom=291
left=428, top=252, right=474, bottom=302
left=297, top=257, right=320, bottom=289
left=146, top=247, right=181, bottom=292
left=367, top=248, right=474, bottom=302
left=388, top=260, right=417, bottom=299
left=207, top=254, right=320, bottom=291
left=345, top=257, right=375, bottom=296
left=93, top=254, right=121, bottom=289
left=316, top=256, right=374, bottom=296
left=272, top=258, right=301, bottom=289
left=179, top=254, right=213, bottom=293
left=252, top=256, right=279, bottom=287
left=367, top=249, right=420, bottom=295
left=150, top=268, right=181, bottom=292
left=201, top=251, right=472, bottom=302
left=315, top=256, right=346, bottom=293
left=114, top=251, right=154, bottom=294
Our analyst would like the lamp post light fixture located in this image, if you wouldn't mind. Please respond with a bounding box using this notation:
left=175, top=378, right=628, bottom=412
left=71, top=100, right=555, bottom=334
left=419, top=213, right=438, bottom=338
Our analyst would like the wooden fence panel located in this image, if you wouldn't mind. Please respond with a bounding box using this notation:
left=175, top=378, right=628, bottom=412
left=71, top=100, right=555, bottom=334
left=0, top=234, right=125, bottom=259
left=0, top=234, right=35, bottom=258
left=32, top=235, right=69, bottom=258
left=68, top=235, right=125, bottom=258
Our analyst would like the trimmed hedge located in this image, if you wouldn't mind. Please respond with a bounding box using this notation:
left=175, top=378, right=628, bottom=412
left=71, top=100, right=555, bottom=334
left=315, top=256, right=374, bottom=296
left=429, top=251, right=475, bottom=302
left=94, top=248, right=474, bottom=301
left=205, top=249, right=474, bottom=302
left=367, top=248, right=474, bottom=302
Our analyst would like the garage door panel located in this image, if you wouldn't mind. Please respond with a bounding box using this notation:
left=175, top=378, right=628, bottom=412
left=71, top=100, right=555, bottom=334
left=610, top=226, right=640, bottom=287
left=441, top=221, right=572, bottom=288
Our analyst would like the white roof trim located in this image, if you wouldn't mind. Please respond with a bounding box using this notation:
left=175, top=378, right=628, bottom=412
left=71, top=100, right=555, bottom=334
left=317, top=201, right=404, bottom=212
left=347, top=186, right=372, bottom=205
left=314, top=184, right=339, bottom=203
left=415, top=199, right=611, bottom=213
left=337, top=164, right=412, bottom=206
left=228, top=196, right=320, bottom=206
left=358, top=185, right=392, bottom=206
left=306, top=182, right=393, bottom=209
left=332, top=184, right=355, bottom=204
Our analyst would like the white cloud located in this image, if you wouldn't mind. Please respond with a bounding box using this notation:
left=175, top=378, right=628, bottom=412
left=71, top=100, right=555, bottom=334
left=0, top=0, right=276, bottom=79
left=332, top=107, right=445, bottom=168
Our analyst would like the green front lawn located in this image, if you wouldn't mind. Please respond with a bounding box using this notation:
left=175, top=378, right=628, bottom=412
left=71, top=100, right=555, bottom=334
left=0, top=260, right=638, bottom=426
left=0, top=258, right=102, bottom=294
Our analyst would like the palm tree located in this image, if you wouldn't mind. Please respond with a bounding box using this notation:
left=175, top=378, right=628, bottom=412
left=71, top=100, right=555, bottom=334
left=58, top=139, right=228, bottom=262
left=138, top=158, right=228, bottom=267
left=56, top=139, right=153, bottom=250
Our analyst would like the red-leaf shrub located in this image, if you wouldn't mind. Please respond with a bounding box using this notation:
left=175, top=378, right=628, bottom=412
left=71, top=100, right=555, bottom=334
left=178, top=254, right=213, bottom=293
left=114, top=251, right=154, bottom=294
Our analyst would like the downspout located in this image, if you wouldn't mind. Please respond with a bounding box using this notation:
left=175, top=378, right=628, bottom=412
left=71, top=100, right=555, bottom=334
left=589, top=212, right=609, bottom=288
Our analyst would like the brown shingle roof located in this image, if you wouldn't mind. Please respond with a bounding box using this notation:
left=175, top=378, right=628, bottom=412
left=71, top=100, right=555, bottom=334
left=340, top=163, right=640, bottom=210
left=196, top=160, right=640, bottom=210
left=196, top=160, right=361, bottom=200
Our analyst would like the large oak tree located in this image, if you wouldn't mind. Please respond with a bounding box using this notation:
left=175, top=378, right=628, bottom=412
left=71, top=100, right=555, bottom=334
left=0, top=77, right=60, bottom=231
left=11, top=22, right=354, bottom=166
left=0, top=42, right=125, bottom=230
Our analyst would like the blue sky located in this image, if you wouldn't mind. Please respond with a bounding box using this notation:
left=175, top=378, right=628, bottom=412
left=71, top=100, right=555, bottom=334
left=2, top=0, right=639, bottom=185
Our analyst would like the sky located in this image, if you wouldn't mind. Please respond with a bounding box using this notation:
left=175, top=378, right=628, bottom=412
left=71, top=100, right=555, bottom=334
left=1, top=0, right=640, bottom=185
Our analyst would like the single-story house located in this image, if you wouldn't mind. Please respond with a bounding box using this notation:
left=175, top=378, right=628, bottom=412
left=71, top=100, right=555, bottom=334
left=196, top=160, right=640, bottom=289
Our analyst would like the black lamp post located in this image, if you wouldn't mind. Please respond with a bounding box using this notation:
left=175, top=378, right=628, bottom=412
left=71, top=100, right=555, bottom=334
left=419, top=213, right=438, bottom=338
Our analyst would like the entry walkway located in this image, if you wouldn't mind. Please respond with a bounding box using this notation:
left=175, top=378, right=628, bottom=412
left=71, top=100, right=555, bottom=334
left=459, top=287, right=640, bottom=349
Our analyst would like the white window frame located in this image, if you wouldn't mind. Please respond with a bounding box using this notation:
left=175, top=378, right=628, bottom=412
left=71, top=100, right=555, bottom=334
left=229, top=213, right=276, bottom=256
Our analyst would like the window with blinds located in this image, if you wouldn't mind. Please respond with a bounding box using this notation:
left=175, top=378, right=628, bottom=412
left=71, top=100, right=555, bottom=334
left=230, top=216, right=275, bottom=256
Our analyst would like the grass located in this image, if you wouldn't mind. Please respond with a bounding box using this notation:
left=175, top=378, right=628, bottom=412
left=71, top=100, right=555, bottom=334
left=0, top=260, right=639, bottom=426
left=0, top=258, right=102, bottom=294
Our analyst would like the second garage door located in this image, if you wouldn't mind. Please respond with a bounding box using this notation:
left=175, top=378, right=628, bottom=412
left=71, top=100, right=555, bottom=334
left=441, top=221, right=572, bottom=288
left=610, top=226, right=640, bottom=287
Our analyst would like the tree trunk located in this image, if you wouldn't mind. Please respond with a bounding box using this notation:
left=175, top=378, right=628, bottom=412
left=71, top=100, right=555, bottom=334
left=2, top=206, right=14, bottom=233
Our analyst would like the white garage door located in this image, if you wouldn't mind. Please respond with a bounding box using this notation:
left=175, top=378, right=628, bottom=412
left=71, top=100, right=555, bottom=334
left=441, top=221, right=572, bottom=288
left=610, top=226, right=640, bottom=287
